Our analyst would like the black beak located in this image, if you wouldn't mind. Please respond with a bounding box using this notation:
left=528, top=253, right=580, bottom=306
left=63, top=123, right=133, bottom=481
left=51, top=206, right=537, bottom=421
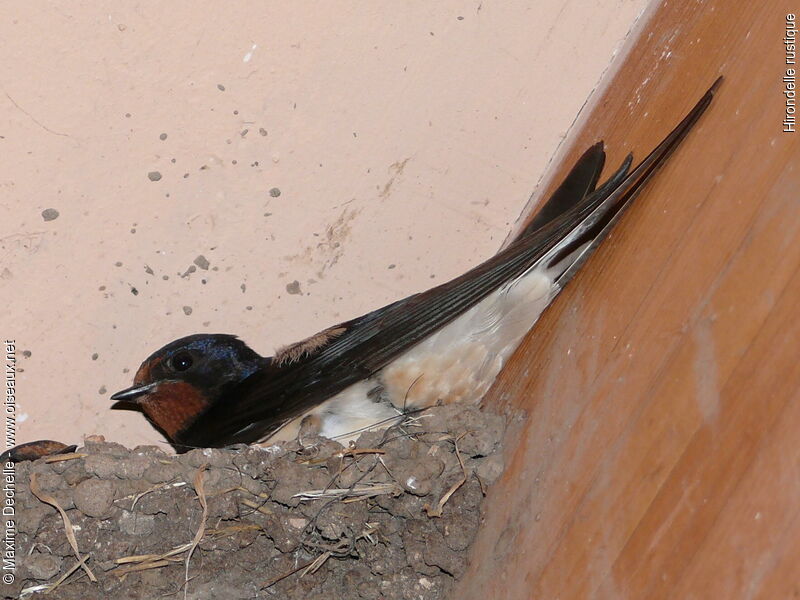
left=110, top=382, right=157, bottom=402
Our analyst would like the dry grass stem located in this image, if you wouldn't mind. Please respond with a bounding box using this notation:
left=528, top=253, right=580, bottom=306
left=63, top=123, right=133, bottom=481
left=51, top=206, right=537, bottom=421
left=261, top=558, right=317, bottom=589
left=240, top=498, right=273, bottom=515
left=293, top=482, right=399, bottom=501
left=42, top=453, right=88, bottom=464
left=424, top=434, right=467, bottom=517
left=30, top=473, right=97, bottom=582
left=183, top=465, right=209, bottom=600
left=43, top=554, right=89, bottom=595
left=128, top=481, right=187, bottom=511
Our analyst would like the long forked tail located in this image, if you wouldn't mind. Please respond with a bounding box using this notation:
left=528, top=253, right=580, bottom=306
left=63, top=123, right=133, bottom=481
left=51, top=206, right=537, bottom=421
left=517, top=76, right=723, bottom=289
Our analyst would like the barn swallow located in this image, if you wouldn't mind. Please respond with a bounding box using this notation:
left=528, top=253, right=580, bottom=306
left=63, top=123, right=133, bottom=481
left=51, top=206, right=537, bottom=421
left=112, top=78, right=721, bottom=453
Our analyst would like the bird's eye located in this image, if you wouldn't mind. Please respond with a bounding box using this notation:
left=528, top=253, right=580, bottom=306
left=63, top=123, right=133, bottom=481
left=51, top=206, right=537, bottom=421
left=170, top=352, right=193, bottom=372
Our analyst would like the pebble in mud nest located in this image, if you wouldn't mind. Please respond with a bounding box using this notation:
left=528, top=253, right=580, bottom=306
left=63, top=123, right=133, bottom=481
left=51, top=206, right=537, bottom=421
left=73, top=479, right=115, bottom=518
left=25, top=553, right=62, bottom=580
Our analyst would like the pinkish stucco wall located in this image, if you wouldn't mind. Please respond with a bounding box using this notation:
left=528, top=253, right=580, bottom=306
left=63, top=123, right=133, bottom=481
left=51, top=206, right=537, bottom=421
left=2, top=1, right=648, bottom=450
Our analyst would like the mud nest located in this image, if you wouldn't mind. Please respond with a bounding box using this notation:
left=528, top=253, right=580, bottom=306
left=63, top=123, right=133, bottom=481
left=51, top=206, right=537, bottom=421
left=6, top=405, right=505, bottom=599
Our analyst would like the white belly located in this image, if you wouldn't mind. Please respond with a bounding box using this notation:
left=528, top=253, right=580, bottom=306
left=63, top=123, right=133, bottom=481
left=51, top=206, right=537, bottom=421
left=380, top=266, right=554, bottom=411
left=266, top=266, right=555, bottom=444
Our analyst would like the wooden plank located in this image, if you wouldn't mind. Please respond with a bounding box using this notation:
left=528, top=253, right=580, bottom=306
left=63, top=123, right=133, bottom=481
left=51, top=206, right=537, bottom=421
left=457, top=1, right=800, bottom=598
left=597, top=162, right=800, bottom=598
left=670, top=338, right=800, bottom=598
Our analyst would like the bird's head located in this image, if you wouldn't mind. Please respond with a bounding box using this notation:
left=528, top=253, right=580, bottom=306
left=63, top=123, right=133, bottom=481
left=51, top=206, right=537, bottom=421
left=111, top=334, right=266, bottom=443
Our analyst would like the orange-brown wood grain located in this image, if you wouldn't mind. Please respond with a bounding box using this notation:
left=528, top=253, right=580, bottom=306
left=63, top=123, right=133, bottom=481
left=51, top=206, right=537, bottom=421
left=458, top=1, right=800, bottom=598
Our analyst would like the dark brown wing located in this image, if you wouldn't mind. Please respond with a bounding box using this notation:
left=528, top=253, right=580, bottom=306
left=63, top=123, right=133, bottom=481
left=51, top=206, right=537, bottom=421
left=514, top=141, right=606, bottom=241
left=0, top=440, right=78, bottom=463
left=176, top=77, right=722, bottom=450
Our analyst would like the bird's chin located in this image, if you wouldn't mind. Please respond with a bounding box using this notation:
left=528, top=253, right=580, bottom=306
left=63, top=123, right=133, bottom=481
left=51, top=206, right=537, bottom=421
left=113, top=380, right=211, bottom=442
